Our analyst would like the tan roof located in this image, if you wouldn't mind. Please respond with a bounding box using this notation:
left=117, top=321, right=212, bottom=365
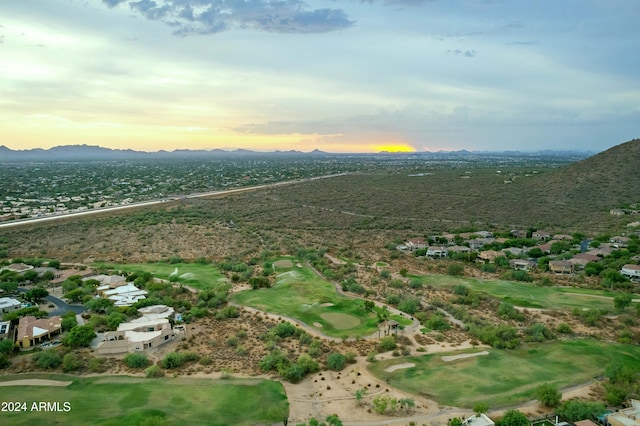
left=17, top=315, right=62, bottom=341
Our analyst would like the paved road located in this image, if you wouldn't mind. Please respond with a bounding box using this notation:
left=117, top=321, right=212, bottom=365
left=0, top=173, right=348, bottom=230
left=16, top=288, right=85, bottom=317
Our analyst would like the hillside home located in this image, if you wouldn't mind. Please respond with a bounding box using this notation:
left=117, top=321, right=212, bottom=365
left=17, top=315, right=62, bottom=349
left=503, top=247, right=526, bottom=256
left=1, top=263, right=34, bottom=273
left=606, top=399, right=640, bottom=426
left=466, top=238, right=495, bottom=250
left=0, top=320, right=11, bottom=341
left=477, top=250, right=502, bottom=263
left=448, top=245, right=472, bottom=254
left=50, top=268, right=93, bottom=285
left=426, top=246, right=449, bottom=258
left=474, top=231, right=494, bottom=238
left=532, top=230, right=552, bottom=240
left=86, top=274, right=127, bottom=287
left=0, top=297, right=21, bottom=314
left=554, top=234, right=574, bottom=241
left=549, top=260, right=574, bottom=274
left=404, top=239, right=427, bottom=251
left=509, top=259, right=536, bottom=271
left=621, top=264, right=640, bottom=280
left=96, top=305, right=181, bottom=355
left=510, top=229, right=528, bottom=239
left=100, top=283, right=147, bottom=307
left=462, top=413, right=494, bottom=426
left=610, top=236, right=630, bottom=248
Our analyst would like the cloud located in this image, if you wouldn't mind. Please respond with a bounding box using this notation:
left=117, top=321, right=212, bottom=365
left=446, top=49, right=476, bottom=58
left=102, top=0, right=354, bottom=35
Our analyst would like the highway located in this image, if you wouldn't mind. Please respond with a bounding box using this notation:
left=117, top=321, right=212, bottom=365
left=0, top=173, right=347, bottom=230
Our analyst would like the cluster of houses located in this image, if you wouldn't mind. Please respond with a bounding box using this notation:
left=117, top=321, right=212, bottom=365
left=401, top=230, right=640, bottom=280
left=0, top=264, right=183, bottom=354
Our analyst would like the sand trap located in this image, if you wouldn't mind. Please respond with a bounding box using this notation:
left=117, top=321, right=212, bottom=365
left=319, top=312, right=360, bottom=330
left=274, top=259, right=294, bottom=268
left=384, top=363, right=415, bottom=372
left=313, top=322, right=323, bottom=328
left=179, top=272, right=195, bottom=279
left=0, top=379, right=72, bottom=387
left=441, top=351, right=489, bottom=362
left=320, top=303, right=334, bottom=307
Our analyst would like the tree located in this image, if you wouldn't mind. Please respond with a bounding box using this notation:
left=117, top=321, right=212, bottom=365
left=498, top=409, right=529, bottom=426
left=557, top=400, right=606, bottom=422
left=534, top=383, right=562, bottom=407
left=64, top=288, right=85, bottom=303
left=473, top=402, right=489, bottom=415
left=363, top=300, right=375, bottom=312
left=124, top=353, right=150, bottom=369
left=614, top=293, right=633, bottom=312
left=326, top=353, right=346, bottom=371
left=448, top=418, right=463, bottom=426
left=0, top=339, right=14, bottom=355
left=63, top=325, right=96, bottom=348
left=25, top=287, right=48, bottom=303
left=84, top=297, right=114, bottom=313
left=355, top=388, right=367, bottom=407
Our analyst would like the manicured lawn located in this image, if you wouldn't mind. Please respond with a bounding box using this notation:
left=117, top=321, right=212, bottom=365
left=411, top=274, right=638, bottom=311
left=232, top=257, right=380, bottom=338
left=0, top=374, right=287, bottom=426
left=92, top=262, right=227, bottom=291
left=369, top=339, right=640, bottom=408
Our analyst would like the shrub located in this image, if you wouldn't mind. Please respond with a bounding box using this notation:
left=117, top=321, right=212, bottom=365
left=62, top=353, right=81, bottom=372
left=34, top=350, right=62, bottom=369
left=556, top=323, right=573, bottom=334
left=326, top=353, right=347, bottom=371
left=145, top=365, right=164, bottom=378
left=534, top=383, right=561, bottom=407
left=0, top=353, right=10, bottom=369
left=160, top=352, right=199, bottom=369
left=88, top=357, right=107, bottom=373
left=124, top=353, right=150, bottom=369
left=378, top=337, right=397, bottom=352
left=447, top=264, right=464, bottom=276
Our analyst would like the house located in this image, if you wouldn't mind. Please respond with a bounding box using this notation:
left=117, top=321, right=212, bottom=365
left=610, top=236, right=630, bottom=248
left=0, top=320, right=11, bottom=341
left=574, top=421, right=599, bottom=426
left=96, top=305, right=182, bottom=355
left=100, top=283, right=147, bottom=307
left=467, top=238, right=495, bottom=250
left=549, top=260, right=574, bottom=274
left=606, top=399, right=640, bottom=426
left=448, top=245, right=472, bottom=253
left=462, top=413, right=494, bottom=426
left=569, top=253, right=601, bottom=269
left=510, top=229, right=528, bottom=239
left=621, top=264, right=640, bottom=280
left=404, top=239, right=427, bottom=251
left=86, top=274, right=127, bottom=287
left=1, top=263, right=34, bottom=273
left=426, top=246, right=449, bottom=258
left=503, top=247, right=526, bottom=256
left=554, top=234, right=574, bottom=241
left=509, top=259, right=536, bottom=271
left=532, top=230, right=552, bottom=240
left=0, top=297, right=21, bottom=314
left=477, top=250, right=502, bottom=263
left=17, top=315, right=62, bottom=349
left=50, top=268, right=93, bottom=285
left=474, top=231, right=494, bottom=238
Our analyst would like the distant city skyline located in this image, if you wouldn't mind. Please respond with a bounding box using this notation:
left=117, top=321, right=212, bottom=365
left=1, top=1, right=639, bottom=153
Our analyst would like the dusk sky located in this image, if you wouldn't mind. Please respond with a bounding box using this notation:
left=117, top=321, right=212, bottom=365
left=1, top=0, right=639, bottom=153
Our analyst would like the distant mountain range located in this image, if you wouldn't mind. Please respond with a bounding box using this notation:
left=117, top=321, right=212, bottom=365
left=0, top=144, right=594, bottom=161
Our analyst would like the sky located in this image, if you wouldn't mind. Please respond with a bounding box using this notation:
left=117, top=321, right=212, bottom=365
left=1, top=0, right=639, bottom=153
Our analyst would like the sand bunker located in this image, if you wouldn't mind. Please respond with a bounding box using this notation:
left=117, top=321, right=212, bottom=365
left=313, top=322, right=323, bottom=328
left=441, top=351, right=489, bottom=362
left=319, top=312, right=360, bottom=330
left=179, top=272, right=195, bottom=280
left=320, top=303, right=334, bottom=307
left=274, top=259, right=294, bottom=268
left=384, top=363, right=415, bottom=372
left=0, top=379, right=72, bottom=387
